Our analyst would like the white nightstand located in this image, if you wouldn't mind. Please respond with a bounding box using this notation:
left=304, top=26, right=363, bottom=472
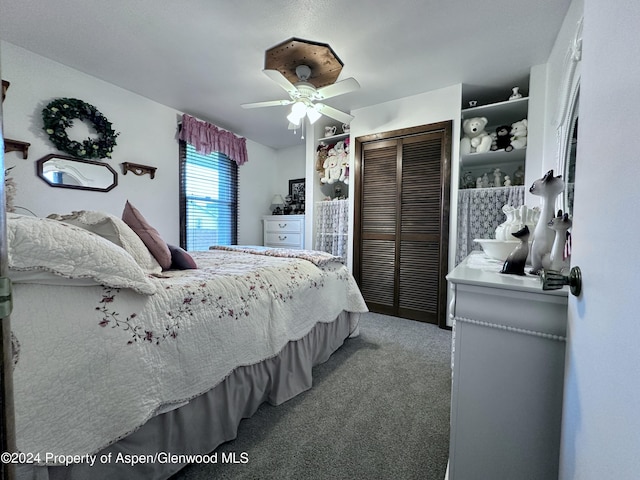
left=262, top=214, right=305, bottom=249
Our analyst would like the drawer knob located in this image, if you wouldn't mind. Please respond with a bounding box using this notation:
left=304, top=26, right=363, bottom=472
left=278, top=235, right=287, bottom=241
left=278, top=223, right=287, bottom=228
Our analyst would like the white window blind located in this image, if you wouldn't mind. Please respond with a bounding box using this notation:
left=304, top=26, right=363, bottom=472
left=180, top=142, right=238, bottom=250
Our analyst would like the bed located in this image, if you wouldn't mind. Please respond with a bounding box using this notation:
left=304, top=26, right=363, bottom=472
left=5, top=211, right=367, bottom=480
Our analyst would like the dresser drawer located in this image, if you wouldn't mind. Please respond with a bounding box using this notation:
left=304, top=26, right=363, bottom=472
left=264, top=219, right=302, bottom=233
left=263, top=214, right=305, bottom=249
left=265, top=232, right=302, bottom=247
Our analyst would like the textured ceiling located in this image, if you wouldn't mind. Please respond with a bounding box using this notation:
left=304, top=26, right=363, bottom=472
left=0, top=0, right=572, bottom=149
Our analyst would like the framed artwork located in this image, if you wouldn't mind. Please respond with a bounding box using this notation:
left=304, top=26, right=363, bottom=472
left=288, top=178, right=306, bottom=203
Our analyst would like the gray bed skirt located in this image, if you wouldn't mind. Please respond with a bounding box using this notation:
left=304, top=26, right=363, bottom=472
left=16, top=311, right=359, bottom=480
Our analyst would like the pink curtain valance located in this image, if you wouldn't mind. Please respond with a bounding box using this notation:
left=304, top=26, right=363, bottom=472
left=179, top=114, right=248, bottom=166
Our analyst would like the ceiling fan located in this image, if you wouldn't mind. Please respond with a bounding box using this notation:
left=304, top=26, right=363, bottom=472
left=241, top=64, right=360, bottom=126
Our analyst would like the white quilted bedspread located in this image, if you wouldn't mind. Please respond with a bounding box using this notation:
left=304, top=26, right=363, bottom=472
left=11, top=249, right=367, bottom=461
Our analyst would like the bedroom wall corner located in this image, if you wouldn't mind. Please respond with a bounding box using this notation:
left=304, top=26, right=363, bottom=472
left=238, top=140, right=278, bottom=245
left=238, top=143, right=304, bottom=246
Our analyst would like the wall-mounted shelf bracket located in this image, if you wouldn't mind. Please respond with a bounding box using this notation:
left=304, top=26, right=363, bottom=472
left=4, top=139, right=31, bottom=159
left=121, top=162, right=157, bottom=179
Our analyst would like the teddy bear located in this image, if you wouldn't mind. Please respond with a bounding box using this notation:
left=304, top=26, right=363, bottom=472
left=321, top=148, right=346, bottom=184
left=509, top=119, right=528, bottom=150
left=460, top=117, right=492, bottom=154
left=490, top=125, right=513, bottom=151
left=333, top=140, right=349, bottom=184
left=315, top=142, right=329, bottom=180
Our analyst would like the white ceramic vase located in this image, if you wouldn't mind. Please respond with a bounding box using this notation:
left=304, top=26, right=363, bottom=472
left=495, top=205, right=540, bottom=241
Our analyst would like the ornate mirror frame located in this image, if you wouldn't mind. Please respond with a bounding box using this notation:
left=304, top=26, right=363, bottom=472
left=556, top=17, right=583, bottom=216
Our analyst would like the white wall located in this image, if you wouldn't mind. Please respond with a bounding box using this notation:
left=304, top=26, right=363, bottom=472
left=1, top=41, right=279, bottom=246
left=238, top=141, right=280, bottom=245
left=273, top=144, right=306, bottom=202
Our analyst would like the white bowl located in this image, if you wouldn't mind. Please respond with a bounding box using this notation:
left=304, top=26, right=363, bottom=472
left=473, top=239, right=522, bottom=261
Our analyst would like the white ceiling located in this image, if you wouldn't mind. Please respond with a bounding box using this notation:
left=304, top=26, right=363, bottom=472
left=0, top=0, right=571, bottom=149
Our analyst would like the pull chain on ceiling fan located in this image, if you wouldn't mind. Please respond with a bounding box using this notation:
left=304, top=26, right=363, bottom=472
left=241, top=38, right=360, bottom=127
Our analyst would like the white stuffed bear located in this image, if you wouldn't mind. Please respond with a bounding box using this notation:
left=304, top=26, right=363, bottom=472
left=510, top=119, right=528, bottom=150
left=321, top=149, right=345, bottom=184
left=333, top=140, right=349, bottom=184
left=460, top=117, right=492, bottom=154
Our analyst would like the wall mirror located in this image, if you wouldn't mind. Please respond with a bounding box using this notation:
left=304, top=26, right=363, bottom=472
left=556, top=17, right=583, bottom=218
left=36, top=154, right=118, bottom=192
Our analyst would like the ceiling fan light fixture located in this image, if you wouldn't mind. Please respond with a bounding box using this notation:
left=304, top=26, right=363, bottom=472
left=306, top=106, right=321, bottom=124
left=243, top=38, right=360, bottom=132
left=291, top=101, right=307, bottom=116
left=286, top=112, right=301, bottom=126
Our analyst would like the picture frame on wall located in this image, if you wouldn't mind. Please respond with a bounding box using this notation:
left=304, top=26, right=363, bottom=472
left=289, top=178, right=305, bottom=202
left=288, top=178, right=305, bottom=213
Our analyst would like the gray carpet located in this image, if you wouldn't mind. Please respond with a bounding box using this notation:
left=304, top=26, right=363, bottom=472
left=171, top=312, right=452, bottom=480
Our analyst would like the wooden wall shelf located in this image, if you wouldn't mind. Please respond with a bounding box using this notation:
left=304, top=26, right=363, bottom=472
left=4, top=139, right=31, bottom=159
left=121, top=162, right=157, bottom=179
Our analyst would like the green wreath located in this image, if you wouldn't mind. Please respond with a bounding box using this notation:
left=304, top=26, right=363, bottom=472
left=42, top=98, right=119, bottom=159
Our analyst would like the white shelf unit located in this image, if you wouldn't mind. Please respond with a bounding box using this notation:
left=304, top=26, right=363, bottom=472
left=315, top=131, right=350, bottom=200
left=460, top=96, right=529, bottom=188
left=317, top=132, right=349, bottom=144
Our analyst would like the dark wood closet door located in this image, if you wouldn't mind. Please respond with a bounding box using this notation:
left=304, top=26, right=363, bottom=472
left=359, top=139, right=398, bottom=315
left=354, top=122, right=451, bottom=327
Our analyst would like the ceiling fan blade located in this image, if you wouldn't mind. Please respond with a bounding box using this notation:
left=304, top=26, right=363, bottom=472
left=315, top=103, right=354, bottom=124
left=241, top=99, right=293, bottom=109
left=315, top=77, right=360, bottom=100
left=262, top=69, right=298, bottom=96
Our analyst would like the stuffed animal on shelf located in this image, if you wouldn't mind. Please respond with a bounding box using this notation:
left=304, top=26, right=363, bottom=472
left=491, top=125, right=513, bottom=151
left=460, top=117, right=492, bottom=155
left=321, top=148, right=345, bottom=184
left=510, top=119, right=528, bottom=150
left=315, top=143, right=329, bottom=181
left=340, top=138, right=350, bottom=184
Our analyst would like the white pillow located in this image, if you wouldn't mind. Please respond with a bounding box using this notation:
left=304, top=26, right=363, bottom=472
left=48, top=210, right=162, bottom=274
left=7, top=214, right=156, bottom=295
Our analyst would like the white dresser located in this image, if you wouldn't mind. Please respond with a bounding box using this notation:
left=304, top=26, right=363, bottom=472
left=446, top=253, right=568, bottom=480
left=262, top=214, right=305, bottom=249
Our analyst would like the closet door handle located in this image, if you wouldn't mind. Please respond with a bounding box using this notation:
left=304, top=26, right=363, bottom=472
left=541, top=266, right=582, bottom=296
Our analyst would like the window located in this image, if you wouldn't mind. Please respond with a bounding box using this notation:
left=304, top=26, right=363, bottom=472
left=179, top=142, right=238, bottom=250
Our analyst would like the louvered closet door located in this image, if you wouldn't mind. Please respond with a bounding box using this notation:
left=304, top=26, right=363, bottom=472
left=398, top=133, right=445, bottom=322
left=356, top=124, right=450, bottom=326
left=359, top=139, right=398, bottom=315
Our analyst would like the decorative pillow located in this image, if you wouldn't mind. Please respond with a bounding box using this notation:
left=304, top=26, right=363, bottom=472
left=48, top=210, right=162, bottom=274
left=168, top=244, right=198, bottom=270
left=6, top=214, right=156, bottom=295
left=122, top=200, right=172, bottom=270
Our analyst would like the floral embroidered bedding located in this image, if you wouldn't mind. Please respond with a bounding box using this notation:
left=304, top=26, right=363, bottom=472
left=6, top=213, right=367, bottom=461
